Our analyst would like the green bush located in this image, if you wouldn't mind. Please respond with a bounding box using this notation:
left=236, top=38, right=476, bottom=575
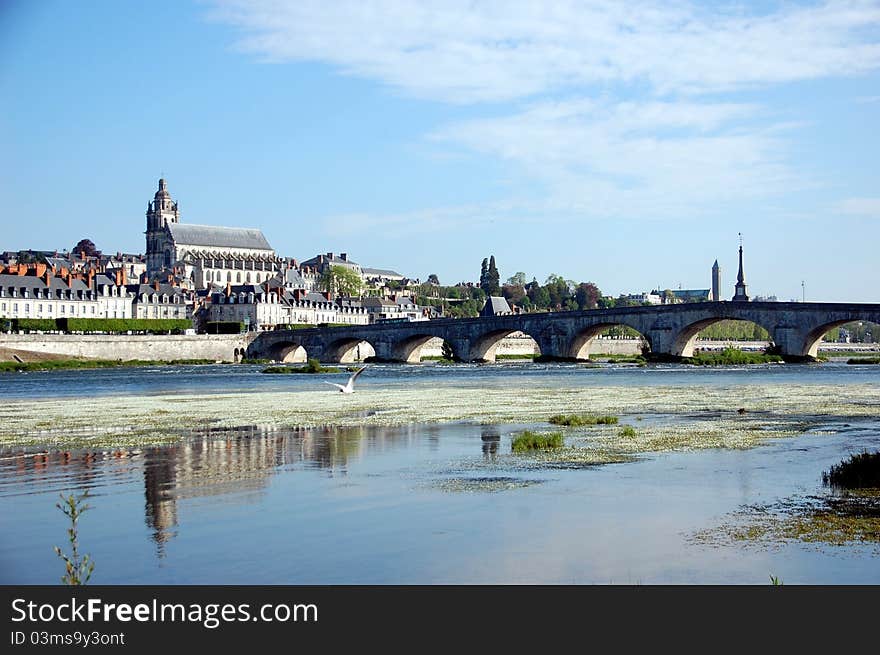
left=619, top=425, right=637, bottom=438
left=511, top=431, right=564, bottom=452
left=58, top=318, right=191, bottom=334
left=203, top=321, right=243, bottom=334
left=10, top=318, right=58, bottom=332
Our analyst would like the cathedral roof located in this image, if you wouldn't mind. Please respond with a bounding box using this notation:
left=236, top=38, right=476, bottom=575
left=168, top=223, right=273, bottom=252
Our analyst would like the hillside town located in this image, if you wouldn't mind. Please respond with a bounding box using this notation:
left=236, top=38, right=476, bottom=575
left=0, top=179, right=446, bottom=332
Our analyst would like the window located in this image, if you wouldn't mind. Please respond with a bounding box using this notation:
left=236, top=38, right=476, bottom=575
left=60, top=305, right=65, bottom=314
left=48, top=305, right=52, bottom=313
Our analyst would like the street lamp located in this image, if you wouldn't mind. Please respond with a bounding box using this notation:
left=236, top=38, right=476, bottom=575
left=801, top=280, right=805, bottom=303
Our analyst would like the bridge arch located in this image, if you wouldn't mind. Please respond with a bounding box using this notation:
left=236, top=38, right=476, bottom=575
left=389, top=334, right=462, bottom=363
left=470, top=328, right=542, bottom=362
left=326, top=337, right=376, bottom=363
left=569, top=322, right=649, bottom=360
left=672, top=317, right=776, bottom=358
left=267, top=340, right=309, bottom=363
left=802, top=319, right=877, bottom=359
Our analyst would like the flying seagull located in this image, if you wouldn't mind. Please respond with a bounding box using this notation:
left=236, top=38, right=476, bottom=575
left=323, top=366, right=367, bottom=394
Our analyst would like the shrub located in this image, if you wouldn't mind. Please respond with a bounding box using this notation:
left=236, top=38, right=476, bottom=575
left=511, top=431, right=564, bottom=452
left=11, top=318, right=58, bottom=332
left=618, top=425, right=637, bottom=438
left=57, top=318, right=191, bottom=334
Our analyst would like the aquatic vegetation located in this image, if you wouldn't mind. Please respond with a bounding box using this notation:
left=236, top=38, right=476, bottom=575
left=589, top=354, right=647, bottom=364
left=262, top=358, right=341, bottom=374
left=823, top=451, right=880, bottom=489
left=511, top=431, right=564, bottom=452
left=1, top=380, right=877, bottom=450
left=692, top=492, right=880, bottom=552
left=688, top=348, right=783, bottom=366
left=549, top=414, right=619, bottom=426
left=432, top=476, right=545, bottom=493
left=54, top=491, right=95, bottom=586
left=847, top=357, right=880, bottom=365
left=619, top=425, right=637, bottom=438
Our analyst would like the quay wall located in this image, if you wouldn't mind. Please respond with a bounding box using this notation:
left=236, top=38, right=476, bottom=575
left=0, top=333, right=255, bottom=362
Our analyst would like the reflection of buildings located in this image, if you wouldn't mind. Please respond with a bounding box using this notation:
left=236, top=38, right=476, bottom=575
left=140, top=424, right=420, bottom=552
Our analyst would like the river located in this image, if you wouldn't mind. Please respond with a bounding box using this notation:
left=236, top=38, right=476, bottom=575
left=0, top=362, right=878, bottom=584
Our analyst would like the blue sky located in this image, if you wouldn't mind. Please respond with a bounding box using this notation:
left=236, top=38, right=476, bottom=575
left=1, top=0, right=878, bottom=301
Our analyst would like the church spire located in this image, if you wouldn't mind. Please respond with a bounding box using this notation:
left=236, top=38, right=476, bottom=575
left=732, top=233, right=749, bottom=302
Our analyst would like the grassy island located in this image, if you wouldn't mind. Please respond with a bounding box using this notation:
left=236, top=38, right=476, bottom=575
left=262, top=358, right=341, bottom=374
left=511, top=431, right=564, bottom=452
left=687, top=348, right=783, bottom=366
left=549, top=414, right=619, bottom=426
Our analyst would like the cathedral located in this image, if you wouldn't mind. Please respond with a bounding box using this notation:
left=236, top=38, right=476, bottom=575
left=145, top=179, right=281, bottom=289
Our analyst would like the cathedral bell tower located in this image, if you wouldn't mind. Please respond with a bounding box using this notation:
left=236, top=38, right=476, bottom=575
left=145, top=178, right=180, bottom=276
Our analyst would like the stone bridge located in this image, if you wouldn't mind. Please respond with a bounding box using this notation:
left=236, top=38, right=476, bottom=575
left=247, top=301, right=880, bottom=363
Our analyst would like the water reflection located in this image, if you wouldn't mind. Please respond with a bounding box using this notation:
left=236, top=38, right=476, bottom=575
left=481, top=425, right=500, bottom=462
left=0, top=423, right=438, bottom=555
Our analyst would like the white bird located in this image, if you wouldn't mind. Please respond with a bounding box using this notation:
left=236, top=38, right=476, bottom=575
left=323, top=366, right=367, bottom=393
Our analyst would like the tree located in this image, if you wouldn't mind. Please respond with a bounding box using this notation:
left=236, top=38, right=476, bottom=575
left=73, top=239, right=98, bottom=257
left=502, top=284, right=526, bottom=306
left=486, top=255, right=501, bottom=296
left=575, top=282, right=601, bottom=310
left=318, top=265, right=362, bottom=297
left=479, top=258, right=489, bottom=292
left=427, top=273, right=440, bottom=286
left=506, top=272, right=527, bottom=287
left=528, top=284, right=551, bottom=309
left=544, top=274, right=572, bottom=309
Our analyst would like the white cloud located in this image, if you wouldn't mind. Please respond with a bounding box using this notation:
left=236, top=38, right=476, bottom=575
left=838, top=197, right=880, bottom=216
left=431, top=99, right=800, bottom=218
left=210, top=0, right=880, bottom=102
left=208, top=1, right=880, bottom=224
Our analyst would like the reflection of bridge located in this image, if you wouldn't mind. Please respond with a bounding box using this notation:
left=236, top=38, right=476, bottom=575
left=249, top=301, right=880, bottom=363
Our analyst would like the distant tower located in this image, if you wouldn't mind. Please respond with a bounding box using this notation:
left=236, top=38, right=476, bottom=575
left=145, top=178, right=180, bottom=276
left=732, top=233, right=749, bottom=302
left=711, top=259, right=721, bottom=302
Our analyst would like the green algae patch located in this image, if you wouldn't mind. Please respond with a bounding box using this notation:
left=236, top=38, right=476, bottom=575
left=692, top=490, right=880, bottom=553
left=549, top=414, right=618, bottom=426
left=432, top=476, right=546, bottom=493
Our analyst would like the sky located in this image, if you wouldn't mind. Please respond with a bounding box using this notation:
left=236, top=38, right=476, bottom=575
left=1, top=0, right=878, bottom=301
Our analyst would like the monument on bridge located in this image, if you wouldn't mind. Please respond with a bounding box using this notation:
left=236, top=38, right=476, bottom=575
left=732, top=234, right=749, bottom=302
left=711, top=259, right=721, bottom=302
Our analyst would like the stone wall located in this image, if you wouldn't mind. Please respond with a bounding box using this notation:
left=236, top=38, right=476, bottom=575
left=0, top=333, right=255, bottom=362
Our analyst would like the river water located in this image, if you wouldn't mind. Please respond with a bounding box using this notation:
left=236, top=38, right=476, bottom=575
left=1, top=362, right=878, bottom=584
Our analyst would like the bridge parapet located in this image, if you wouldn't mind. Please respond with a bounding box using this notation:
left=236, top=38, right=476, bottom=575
left=247, top=302, right=880, bottom=363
